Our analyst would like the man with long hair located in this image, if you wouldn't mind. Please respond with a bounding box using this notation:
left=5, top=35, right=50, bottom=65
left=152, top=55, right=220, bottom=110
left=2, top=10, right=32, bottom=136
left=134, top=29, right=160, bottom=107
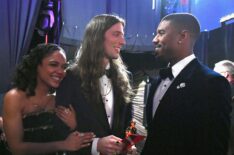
left=56, top=14, right=133, bottom=155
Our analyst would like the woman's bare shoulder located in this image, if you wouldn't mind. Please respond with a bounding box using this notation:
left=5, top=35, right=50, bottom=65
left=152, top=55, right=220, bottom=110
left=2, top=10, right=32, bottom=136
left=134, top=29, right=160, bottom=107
left=4, top=88, right=26, bottom=107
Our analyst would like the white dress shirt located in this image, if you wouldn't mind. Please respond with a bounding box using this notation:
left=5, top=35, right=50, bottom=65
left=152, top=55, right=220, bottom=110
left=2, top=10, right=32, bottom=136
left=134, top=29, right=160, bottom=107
left=92, top=63, right=114, bottom=155
left=152, top=54, right=196, bottom=117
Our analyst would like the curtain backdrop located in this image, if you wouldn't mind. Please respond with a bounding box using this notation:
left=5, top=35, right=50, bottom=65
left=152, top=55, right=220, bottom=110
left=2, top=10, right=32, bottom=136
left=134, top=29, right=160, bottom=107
left=206, top=23, right=234, bottom=68
left=194, top=31, right=209, bottom=65
left=0, top=0, right=42, bottom=93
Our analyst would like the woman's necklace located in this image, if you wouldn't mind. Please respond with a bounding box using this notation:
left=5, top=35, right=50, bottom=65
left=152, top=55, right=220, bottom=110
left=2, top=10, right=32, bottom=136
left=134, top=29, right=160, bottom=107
left=31, top=95, right=53, bottom=111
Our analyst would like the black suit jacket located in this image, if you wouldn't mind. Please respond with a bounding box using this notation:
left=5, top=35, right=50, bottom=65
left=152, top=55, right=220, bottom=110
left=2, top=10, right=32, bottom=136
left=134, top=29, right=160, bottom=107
left=55, top=69, right=132, bottom=155
left=141, top=59, right=232, bottom=155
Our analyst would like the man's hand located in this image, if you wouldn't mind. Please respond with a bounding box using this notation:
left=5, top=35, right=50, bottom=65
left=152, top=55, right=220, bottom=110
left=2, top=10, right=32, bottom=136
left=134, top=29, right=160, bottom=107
left=97, top=135, right=124, bottom=155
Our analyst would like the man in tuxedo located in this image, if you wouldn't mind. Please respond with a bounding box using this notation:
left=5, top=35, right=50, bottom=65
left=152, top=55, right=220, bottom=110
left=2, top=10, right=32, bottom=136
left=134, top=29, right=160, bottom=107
left=214, top=60, right=234, bottom=155
left=55, top=14, right=133, bottom=155
left=141, top=13, right=232, bottom=155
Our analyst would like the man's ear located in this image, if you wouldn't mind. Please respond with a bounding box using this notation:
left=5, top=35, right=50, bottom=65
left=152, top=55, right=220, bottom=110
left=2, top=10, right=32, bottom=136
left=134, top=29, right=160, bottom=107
left=225, top=72, right=230, bottom=78
left=177, top=30, right=188, bottom=44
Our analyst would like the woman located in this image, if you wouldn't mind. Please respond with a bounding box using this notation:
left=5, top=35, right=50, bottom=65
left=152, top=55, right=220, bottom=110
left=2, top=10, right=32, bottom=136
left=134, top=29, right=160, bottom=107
left=3, top=43, right=94, bottom=155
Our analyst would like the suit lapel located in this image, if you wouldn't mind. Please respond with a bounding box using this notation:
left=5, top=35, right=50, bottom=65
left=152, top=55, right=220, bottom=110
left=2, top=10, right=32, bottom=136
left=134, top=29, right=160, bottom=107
left=156, top=59, right=199, bottom=111
left=88, top=96, right=111, bottom=132
left=167, top=58, right=198, bottom=92
left=146, top=77, right=161, bottom=124
left=76, top=73, right=111, bottom=133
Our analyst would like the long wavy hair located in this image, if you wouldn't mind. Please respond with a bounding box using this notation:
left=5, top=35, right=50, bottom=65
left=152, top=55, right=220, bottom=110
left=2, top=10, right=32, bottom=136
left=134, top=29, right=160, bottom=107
left=74, top=14, right=132, bottom=105
left=12, top=43, right=66, bottom=96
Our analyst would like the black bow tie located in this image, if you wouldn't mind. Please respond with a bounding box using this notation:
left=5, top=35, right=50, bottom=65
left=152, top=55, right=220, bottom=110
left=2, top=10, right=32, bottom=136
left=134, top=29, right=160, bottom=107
left=104, top=69, right=111, bottom=78
left=159, top=67, right=174, bottom=80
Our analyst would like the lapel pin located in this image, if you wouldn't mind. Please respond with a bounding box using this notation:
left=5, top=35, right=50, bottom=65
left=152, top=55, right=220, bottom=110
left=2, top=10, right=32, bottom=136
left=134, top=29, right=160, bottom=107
left=176, top=82, right=186, bottom=89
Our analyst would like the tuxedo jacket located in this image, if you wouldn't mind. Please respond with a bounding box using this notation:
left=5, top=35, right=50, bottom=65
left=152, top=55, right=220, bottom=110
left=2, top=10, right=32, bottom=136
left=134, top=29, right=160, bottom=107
left=141, top=59, right=232, bottom=155
left=55, top=69, right=132, bottom=155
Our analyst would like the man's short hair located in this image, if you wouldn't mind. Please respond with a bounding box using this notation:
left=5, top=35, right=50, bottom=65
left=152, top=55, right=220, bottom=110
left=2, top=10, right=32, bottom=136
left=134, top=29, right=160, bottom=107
left=214, top=60, right=234, bottom=75
left=162, top=13, right=200, bottom=40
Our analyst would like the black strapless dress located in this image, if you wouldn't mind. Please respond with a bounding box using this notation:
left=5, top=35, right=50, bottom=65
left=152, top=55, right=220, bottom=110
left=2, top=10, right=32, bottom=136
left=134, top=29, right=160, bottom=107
left=22, top=110, right=64, bottom=155
left=0, top=110, right=66, bottom=155
left=23, top=110, right=59, bottom=142
left=0, top=110, right=69, bottom=155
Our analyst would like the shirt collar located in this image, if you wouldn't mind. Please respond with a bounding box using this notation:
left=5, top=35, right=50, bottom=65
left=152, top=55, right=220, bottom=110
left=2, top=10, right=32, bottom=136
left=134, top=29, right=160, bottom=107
left=99, top=63, right=111, bottom=79
left=171, top=54, right=196, bottom=78
left=105, top=63, right=110, bottom=70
